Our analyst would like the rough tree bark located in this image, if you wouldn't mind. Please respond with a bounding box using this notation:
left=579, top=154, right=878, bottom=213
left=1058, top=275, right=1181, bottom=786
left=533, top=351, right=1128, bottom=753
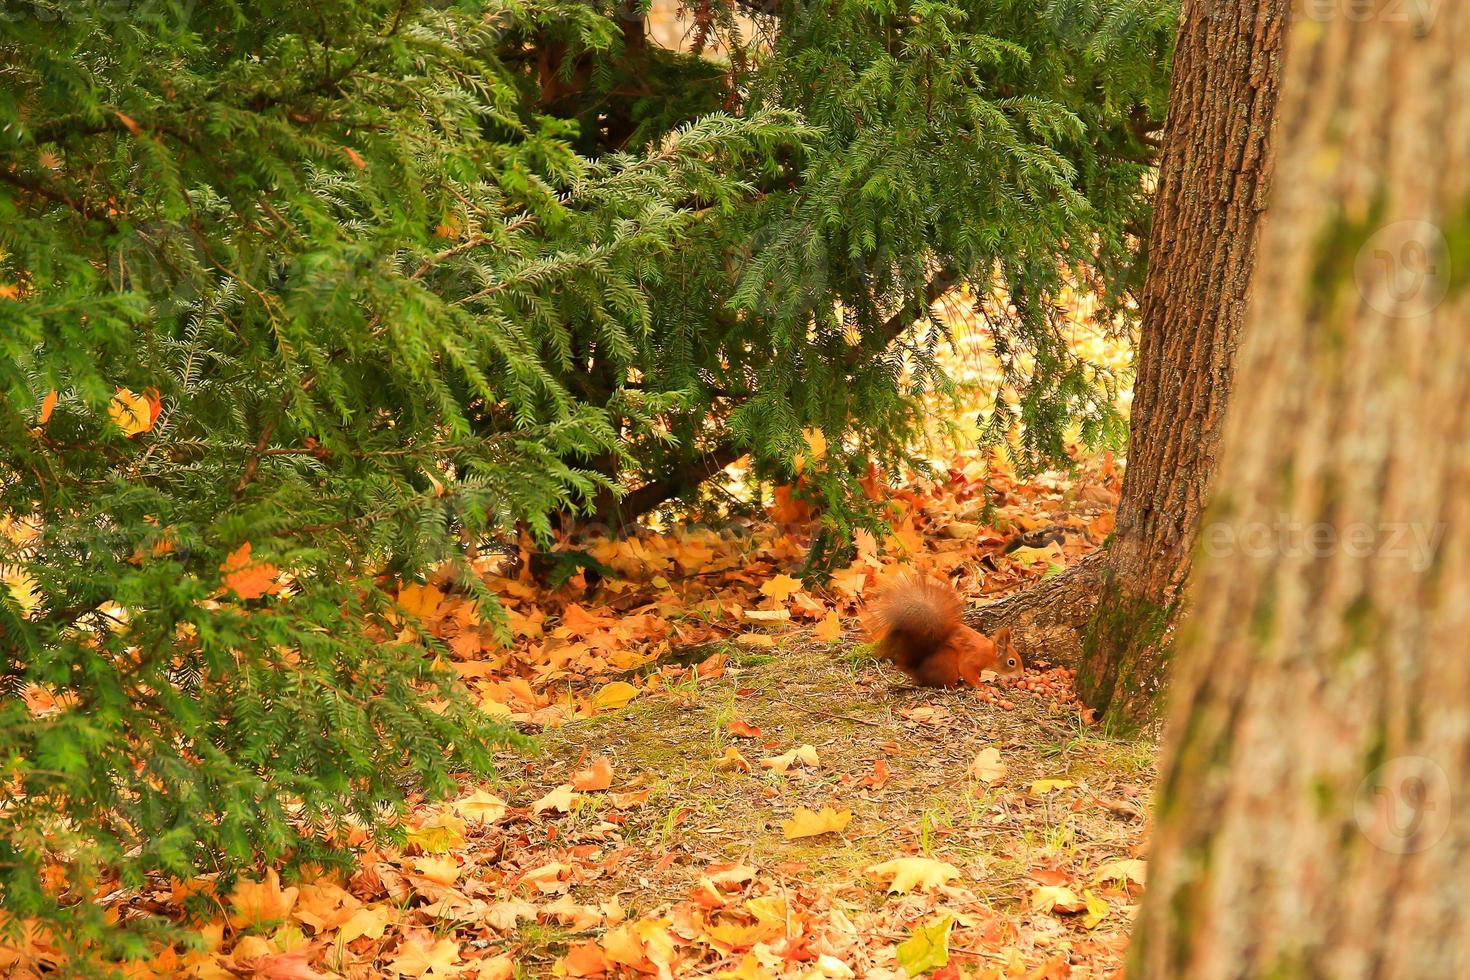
left=1131, top=5, right=1470, bottom=976
left=972, top=0, right=1287, bottom=730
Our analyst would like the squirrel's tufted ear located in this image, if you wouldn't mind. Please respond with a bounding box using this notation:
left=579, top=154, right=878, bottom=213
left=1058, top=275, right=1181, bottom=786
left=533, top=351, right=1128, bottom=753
left=994, top=626, right=1012, bottom=643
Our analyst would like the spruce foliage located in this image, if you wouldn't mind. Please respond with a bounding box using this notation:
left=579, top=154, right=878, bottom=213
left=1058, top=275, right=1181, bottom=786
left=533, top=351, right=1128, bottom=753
left=0, top=0, right=802, bottom=956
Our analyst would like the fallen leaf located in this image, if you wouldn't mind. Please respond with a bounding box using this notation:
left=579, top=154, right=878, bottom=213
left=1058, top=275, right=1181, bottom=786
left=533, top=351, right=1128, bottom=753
left=559, top=941, right=607, bottom=977
left=450, top=790, right=508, bottom=823
left=1030, top=779, right=1075, bottom=795
left=228, top=870, right=298, bottom=931
left=896, top=914, right=953, bottom=977
left=388, top=937, right=460, bottom=977
left=814, top=610, right=842, bottom=642
left=220, top=543, right=281, bottom=601
left=970, top=747, right=1007, bottom=783
left=591, top=681, right=638, bottom=710
left=781, top=806, right=851, bottom=840
left=865, top=857, right=961, bottom=894
left=532, top=784, right=579, bottom=814
left=727, top=720, right=762, bottom=738
left=571, top=757, right=614, bottom=791
left=1033, top=885, right=1086, bottom=915
left=471, top=955, right=515, bottom=980
left=337, top=905, right=394, bottom=944
left=1095, top=859, right=1147, bottom=886
left=1082, top=888, right=1110, bottom=929
left=759, top=574, right=804, bottom=602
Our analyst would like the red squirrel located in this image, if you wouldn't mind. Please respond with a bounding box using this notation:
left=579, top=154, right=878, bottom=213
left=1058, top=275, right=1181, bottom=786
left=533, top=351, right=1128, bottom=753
left=866, top=574, right=1023, bottom=687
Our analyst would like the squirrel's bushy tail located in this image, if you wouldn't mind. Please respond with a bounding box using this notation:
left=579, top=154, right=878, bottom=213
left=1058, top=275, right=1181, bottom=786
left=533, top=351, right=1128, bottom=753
left=865, top=573, right=964, bottom=671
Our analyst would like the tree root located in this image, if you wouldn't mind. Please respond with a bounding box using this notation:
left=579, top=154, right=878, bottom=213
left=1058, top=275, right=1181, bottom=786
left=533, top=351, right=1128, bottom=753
left=964, top=551, right=1106, bottom=666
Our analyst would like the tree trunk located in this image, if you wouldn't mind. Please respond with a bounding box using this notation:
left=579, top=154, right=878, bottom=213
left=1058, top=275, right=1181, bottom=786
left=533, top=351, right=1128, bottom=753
left=1131, top=5, right=1469, bottom=976
left=974, top=0, right=1288, bottom=722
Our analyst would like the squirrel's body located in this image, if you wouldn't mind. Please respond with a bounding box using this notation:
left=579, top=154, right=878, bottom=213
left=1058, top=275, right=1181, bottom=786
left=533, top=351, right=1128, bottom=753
left=866, top=574, right=1023, bottom=687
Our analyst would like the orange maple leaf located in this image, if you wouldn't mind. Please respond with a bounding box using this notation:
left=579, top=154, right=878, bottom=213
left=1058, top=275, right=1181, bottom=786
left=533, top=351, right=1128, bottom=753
left=220, top=543, right=280, bottom=600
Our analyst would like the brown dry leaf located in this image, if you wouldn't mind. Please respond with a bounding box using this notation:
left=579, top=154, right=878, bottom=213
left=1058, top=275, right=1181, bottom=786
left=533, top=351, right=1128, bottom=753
left=485, top=900, right=536, bottom=933
left=610, top=789, right=650, bottom=808
left=970, top=746, right=1007, bottom=783
left=858, top=758, right=890, bottom=790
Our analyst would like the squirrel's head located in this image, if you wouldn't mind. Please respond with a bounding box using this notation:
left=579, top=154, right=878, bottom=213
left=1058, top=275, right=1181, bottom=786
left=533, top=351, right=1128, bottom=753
left=992, top=627, right=1024, bottom=677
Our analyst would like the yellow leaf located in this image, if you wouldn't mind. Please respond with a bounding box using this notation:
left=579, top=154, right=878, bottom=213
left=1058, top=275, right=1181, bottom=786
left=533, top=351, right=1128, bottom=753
left=970, top=746, right=1007, bottom=783
left=227, top=869, right=298, bottom=931
left=2, top=566, right=41, bottom=618
left=895, top=914, right=953, bottom=977
left=337, top=905, right=394, bottom=944
left=759, top=574, right=803, bottom=602
left=716, top=953, right=777, bottom=980
left=388, top=937, right=460, bottom=977
left=1009, top=543, right=1064, bottom=566
left=410, top=856, right=461, bottom=887
left=1095, top=859, right=1147, bottom=886
left=714, top=747, right=751, bottom=772
left=781, top=805, right=851, bottom=839
left=38, top=389, right=57, bottom=425
left=865, top=857, right=961, bottom=894
left=532, top=784, right=579, bottom=814
left=1082, top=888, right=1110, bottom=929
left=590, top=680, right=638, bottom=710
left=1029, top=779, right=1074, bottom=795
left=761, top=744, right=819, bottom=773
left=813, top=611, right=842, bottom=642
left=1032, top=885, right=1086, bottom=915
left=109, top=387, right=154, bottom=436
left=802, top=428, right=828, bottom=461
left=405, top=814, right=465, bottom=853
left=450, top=789, right=508, bottom=823
left=398, top=583, right=444, bottom=621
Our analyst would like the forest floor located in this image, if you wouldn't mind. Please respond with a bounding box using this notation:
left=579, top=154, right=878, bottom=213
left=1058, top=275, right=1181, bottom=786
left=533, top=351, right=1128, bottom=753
left=16, top=442, right=1158, bottom=980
